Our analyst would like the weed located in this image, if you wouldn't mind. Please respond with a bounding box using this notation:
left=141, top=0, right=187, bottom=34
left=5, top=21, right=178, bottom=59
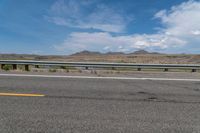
left=2, top=65, right=12, bottom=71
left=49, top=69, right=57, bottom=72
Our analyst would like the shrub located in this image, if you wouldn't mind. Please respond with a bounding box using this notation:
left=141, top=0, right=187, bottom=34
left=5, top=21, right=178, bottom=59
left=2, top=65, right=12, bottom=71
left=65, top=69, right=69, bottom=73
left=78, top=69, right=82, bottom=73
left=49, top=69, right=57, bottom=72
left=60, top=66, right=66, bottom=69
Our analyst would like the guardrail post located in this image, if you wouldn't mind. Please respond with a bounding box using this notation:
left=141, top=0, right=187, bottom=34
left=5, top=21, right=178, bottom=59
left=137, top=68, right=141, bottom=71
left=35, top=65, right=39, bottom=68
left=60, top=66, right=66, bottom=69
left=85, top=66, right=88, bottom=70
left=1, top=64, right=5, bottom=69
left=12, top=64, right=17, bottom=70
left=164, top=68, right=168, bottom=72
left=25, top=65, right=29, bottom=71
left=192, top=69, right=197, bottom=72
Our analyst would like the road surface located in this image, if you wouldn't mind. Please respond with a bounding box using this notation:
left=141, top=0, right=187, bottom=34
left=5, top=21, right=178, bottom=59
left=0, top=74, right=200, bottom=133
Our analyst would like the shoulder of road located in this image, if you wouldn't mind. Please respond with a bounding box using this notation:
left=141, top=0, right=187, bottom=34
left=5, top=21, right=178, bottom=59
left=0, top=70, right=200, bottom=81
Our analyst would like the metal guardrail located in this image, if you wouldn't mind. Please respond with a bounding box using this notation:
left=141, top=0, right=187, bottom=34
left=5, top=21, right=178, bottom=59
left=0, top=60, right=200, bottom=72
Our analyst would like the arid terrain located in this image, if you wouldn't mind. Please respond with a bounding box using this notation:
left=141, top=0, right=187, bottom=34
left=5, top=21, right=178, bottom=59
left=0, top=50, right=200, bottom=64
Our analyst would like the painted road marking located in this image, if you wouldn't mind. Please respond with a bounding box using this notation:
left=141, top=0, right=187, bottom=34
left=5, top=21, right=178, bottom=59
left=0, top=93, right=45, bottom=97
left=0, top=73, right=200, bottom=82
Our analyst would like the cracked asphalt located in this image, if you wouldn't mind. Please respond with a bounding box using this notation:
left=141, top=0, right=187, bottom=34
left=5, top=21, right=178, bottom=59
left=0, top=75, right=200, bottom=133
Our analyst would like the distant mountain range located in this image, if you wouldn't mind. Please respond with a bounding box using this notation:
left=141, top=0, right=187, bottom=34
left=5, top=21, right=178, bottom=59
left=71, top=50, right=161, bottom=56
left=0, top=50, right=161, bottom=61
left=129, top=50, right=161, bottom=55
left=70, top=50, right=101, bottom=56
left=1, top=50, right=199, bottom=64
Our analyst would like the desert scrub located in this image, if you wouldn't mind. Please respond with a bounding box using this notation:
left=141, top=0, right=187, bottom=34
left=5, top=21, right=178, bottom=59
left=2, top=65, right=12, bottom=71
left=78, top=69, right=82, bottom=73
left=49, top=69, right=57, bottom=72
left=60, top=66, right=66, bottom=69
left=65, top=69, right=69, bottom=73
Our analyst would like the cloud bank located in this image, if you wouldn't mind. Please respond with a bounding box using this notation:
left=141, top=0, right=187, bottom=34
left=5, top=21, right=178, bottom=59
left=47, top=0, right=132, bottom=33
left=52, top=0, right=200, bottom=54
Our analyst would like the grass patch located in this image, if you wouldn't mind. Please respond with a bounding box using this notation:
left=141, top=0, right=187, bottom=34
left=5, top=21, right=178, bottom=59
left=2, top=64, right=12, bottom=71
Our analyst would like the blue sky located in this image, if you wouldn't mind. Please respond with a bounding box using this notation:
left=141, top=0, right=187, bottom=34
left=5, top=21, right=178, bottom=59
left=0, top=0, right=200, bottom=55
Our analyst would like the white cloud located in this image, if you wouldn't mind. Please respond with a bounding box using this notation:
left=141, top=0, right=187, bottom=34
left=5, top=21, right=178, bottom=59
left=54, top=32, right=186, bottom=54
left=54, top=0, right=200, bottom=54
left=155, top=0, right=200, bottom=38
left=47, top=0, right=132, bottom=33
left=191, top=30, right=200, bottom=35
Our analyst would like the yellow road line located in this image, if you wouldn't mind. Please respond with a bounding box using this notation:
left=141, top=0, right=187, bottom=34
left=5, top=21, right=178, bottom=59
left=0, top=93, right=45, bottom=97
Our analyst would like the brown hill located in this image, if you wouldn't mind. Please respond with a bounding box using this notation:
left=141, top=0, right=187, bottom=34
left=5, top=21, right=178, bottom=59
left=0, top=51, right=199, bottom=64
left=70, top=50, right=101, bottom=56
left=129, top=50, right=161, bottom=55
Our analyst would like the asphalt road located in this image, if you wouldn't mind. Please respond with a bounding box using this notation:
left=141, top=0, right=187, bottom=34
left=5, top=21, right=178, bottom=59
left=0, top=74, right=200, bottom=133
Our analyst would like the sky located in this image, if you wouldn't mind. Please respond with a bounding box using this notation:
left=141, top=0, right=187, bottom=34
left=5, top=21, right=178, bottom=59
left=0, top=0, right=200, bottom=55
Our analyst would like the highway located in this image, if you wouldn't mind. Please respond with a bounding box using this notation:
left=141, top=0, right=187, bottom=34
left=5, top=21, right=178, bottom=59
left=0, top=74, right=200, bottom=133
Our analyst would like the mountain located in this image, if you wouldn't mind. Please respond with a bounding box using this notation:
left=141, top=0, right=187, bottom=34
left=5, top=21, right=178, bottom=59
left=70, top=50, right=161, bottom=56
left=70, top=50, right=101, bottom=56
left=105, top=52, right=125, bottom=55
left=131, top=50, right=150, bottom=54
left=130, top=50, right=161, bottom=55
left=71, top=50, right=127, bottom=56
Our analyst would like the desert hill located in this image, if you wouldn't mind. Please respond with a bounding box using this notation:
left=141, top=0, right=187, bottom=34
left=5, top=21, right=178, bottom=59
left=0, top=50, right=199, bottom=64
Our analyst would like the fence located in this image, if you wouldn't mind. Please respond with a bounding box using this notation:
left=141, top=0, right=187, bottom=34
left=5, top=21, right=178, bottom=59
left=0, top=60, right=200, bottom=72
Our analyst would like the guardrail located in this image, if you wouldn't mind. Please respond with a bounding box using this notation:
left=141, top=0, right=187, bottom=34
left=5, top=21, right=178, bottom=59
left=0, top=60, right=200, bottom=72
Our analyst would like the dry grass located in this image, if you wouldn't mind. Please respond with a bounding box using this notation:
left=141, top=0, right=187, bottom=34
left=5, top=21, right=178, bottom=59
left=62, top=54, right=200, bottom=64
left=1, top=54, right=200, bottom=64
